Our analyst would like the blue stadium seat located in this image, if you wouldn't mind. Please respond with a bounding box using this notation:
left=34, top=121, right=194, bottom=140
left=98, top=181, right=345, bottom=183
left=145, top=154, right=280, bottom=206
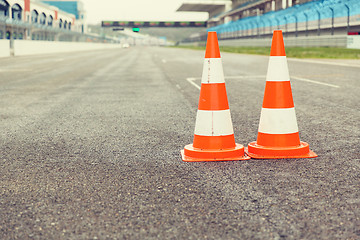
left=208, top=0, right=360, bottom=34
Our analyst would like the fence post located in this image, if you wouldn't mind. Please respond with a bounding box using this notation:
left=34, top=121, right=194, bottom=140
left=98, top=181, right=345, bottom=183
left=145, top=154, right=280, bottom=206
left=316, top=10, right=321, bottom=36
left=304, top=12, right=308, bottom=37
left=295, top=15, right=298, bottom=37
left=329, top=7, right=334, bottom=35
left=262, top=19, right=266, bottom=36
left=9, top=29, right=14, bottom=56
left=251, top=22, right=255, bottom=37
left=268, top=19, right=272, bottom=35
left=344, top=3, right=350, bottom=34
left=275, top=18, right=280, bottom=30
left=247, top=23, right=251, bottom=37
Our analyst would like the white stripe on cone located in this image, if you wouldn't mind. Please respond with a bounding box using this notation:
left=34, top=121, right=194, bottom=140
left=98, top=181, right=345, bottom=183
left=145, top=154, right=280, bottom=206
left=266, top=56, right=290, bottom=82
left=194, top=109, right=234, bottom=136
left=201, top=58, right=225, bottom=84
left=258, top=108, right=299, bottom=134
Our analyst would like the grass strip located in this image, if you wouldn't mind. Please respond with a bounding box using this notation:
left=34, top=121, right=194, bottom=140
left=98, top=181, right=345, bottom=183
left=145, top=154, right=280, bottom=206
left=174, top=45, right=360, bottom=59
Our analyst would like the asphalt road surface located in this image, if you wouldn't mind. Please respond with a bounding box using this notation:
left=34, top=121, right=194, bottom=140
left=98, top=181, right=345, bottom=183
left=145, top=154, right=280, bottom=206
left=0, top=46, right=359, bottom=239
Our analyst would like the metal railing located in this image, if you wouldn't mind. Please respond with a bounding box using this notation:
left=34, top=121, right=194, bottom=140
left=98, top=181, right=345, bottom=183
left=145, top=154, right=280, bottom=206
left=182, top=0, right=360, bottom=43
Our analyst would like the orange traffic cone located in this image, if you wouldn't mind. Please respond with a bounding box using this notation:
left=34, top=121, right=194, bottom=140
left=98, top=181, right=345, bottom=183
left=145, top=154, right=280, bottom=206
left=246, top=30, right=317, bottom=159
left=181, top=32, right=250, bottom=162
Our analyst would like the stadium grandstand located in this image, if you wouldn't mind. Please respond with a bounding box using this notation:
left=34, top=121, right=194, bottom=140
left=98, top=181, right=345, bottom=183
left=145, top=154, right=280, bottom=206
left=178, top=0, right=360, bottom=43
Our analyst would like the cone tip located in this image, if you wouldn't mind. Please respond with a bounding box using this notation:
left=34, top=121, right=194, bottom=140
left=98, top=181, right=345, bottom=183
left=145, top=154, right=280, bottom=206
left=205, top=31, right=221, bottom=58
left=270, top=30, right=286, bottom=56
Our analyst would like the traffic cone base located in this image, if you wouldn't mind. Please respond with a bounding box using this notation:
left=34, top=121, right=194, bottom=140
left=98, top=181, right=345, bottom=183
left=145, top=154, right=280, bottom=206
left=182, top=143, right=250, bottom=162
left=246, top=141, right=317, bottom=159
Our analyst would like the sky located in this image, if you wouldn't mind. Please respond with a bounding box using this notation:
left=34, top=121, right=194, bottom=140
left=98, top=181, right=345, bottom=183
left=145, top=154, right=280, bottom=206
left=84, top=0, right=209, bottom=24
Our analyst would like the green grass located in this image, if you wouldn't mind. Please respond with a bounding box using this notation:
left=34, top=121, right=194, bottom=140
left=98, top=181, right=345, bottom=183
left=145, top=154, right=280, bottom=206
left=174, top=45, right=360, bottom=59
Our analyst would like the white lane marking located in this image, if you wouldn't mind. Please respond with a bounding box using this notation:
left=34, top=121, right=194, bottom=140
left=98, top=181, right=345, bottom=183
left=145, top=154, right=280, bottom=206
left=186, top=75, right=265, bottom=90
left=187, top=75, right=340, bottom=89
left=225, top=75, right=265, bottom=79
left=288, top=58, right=360, bottom=68
left=292, top=76, right=340, bottom=88
left=186, top=77, right=201, bottom=90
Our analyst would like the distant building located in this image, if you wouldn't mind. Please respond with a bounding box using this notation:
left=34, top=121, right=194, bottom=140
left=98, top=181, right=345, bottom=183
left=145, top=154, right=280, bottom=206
left=1, top=0, right=81, bottom=40
left=40, top=0, right=86, bottom=32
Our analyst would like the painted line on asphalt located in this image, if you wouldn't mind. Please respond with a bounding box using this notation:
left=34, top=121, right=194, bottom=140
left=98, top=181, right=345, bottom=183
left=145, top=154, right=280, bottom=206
left=187, top=75, right=340, bottom=89
left=186, top=75, right=265, bottom=90
left=288, top=58, right=360, bottom=68
left=292, top=76, right=340, bottom=88
left=224, top=75, right=266, bottom=79
left=186, top=77, right=201, bottom=90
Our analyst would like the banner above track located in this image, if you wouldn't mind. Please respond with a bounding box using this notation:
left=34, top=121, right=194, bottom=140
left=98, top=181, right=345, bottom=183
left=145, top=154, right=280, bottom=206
left=101, top=21, right=207, bottom=28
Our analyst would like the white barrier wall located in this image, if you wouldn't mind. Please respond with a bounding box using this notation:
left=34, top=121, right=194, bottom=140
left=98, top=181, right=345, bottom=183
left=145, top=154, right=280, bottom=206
left=13, top=41, right=122, bottom=56
left=0, top=40, right=10, bottom=58
left=347, top=36, right=360, bottom=49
